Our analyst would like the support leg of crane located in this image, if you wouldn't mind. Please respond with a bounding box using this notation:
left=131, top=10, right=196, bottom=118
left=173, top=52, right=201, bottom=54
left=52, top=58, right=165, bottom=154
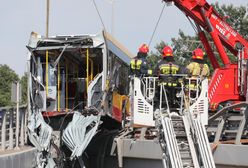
left=110, top=140, right=117, bottom=156
left=110, top=129, right=132, bottom=168
left=214, top=119, right=225, bottom=143
left=139, top=127, right=147, bottom=140
left=116, top=137, right=124, bottom=168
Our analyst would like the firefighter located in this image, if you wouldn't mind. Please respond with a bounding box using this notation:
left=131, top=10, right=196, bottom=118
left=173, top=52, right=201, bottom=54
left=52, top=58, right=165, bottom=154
left=186, top=48, right=210, bottom=100
left=156, top=46, right=180, bottom=108
left=130, top=44, right=151, bottom=76
left=186, top=48, right=210, bottom=78
left=156, top=46, right=180, bottom=80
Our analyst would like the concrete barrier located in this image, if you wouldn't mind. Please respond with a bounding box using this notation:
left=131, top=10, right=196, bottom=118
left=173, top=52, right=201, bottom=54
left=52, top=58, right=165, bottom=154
left=0, top=147, right=36, bottom=168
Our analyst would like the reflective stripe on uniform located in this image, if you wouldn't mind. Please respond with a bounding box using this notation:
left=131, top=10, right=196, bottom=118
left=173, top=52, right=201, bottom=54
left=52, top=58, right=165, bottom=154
left=130, top=59, right=142, bottom=70
left=159, top=63, right=179, bottom=74
left=148, top=69, right=153, bottom=75
left=160, top=82, right=178, bottom=87
left=185, top=78, right=198, bottom=90
left=185, top=84, right=198, bottom=90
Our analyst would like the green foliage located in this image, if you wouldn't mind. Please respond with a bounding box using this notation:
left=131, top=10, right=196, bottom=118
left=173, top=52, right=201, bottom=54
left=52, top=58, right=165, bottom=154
left=212, top=3, right=248, bottom=67
left=20, top=73, right=28, bottom=104
left=0, top=65, right=27, bottom=107
left=0, top=64, right=19, bottom=107
left=154, top=41, right=168, bottom=54
left=147, top=52, right=160, bottom=70
left=213, top=3, right=248, bottom=39
left=171, top=30, right=199, bottom=66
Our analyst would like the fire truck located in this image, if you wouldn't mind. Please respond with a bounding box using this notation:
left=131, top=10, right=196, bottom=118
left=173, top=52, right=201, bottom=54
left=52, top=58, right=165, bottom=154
left=162, top=0, right=248, bottom=152
left=109, top=1, right=248, bottom=168
left=162, top=0, right=248, bottom=110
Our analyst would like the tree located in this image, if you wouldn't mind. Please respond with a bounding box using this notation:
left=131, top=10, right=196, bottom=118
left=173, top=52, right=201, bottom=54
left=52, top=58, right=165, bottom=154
left=0, top=64, right=19, bottom=107
left=20, top=73, right=28, bottom=104
left=171, top=30, right=199, bottom=66
left=213, top=3, right=248, bottom=39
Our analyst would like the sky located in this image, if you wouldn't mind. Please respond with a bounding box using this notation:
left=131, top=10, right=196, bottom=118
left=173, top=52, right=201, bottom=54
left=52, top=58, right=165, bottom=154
left=0, top=0, right=247, bottom=77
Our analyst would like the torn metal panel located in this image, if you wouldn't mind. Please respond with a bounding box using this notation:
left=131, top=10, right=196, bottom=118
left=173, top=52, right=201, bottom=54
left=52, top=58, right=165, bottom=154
left=28, top=112, right=53, bottom=151
left=87, top=72, right=103, bottom=108
left=36, top=152, right=56, bottom=168
left=28, top=31, right=42, bottom=48
left=62, top=112, right=101, bottom=159
left=28, top=112, right=56, bottom=168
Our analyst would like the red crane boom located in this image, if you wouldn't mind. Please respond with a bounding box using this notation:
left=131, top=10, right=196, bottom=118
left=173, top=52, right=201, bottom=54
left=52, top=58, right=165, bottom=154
left=163, top=0, right=248, bottom=110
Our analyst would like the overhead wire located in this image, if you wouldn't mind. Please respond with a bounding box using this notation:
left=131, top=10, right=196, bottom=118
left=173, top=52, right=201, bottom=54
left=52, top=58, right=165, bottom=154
left=93, top=0, right=107, bottom=31
left=148, top=3, right=166, bottom=47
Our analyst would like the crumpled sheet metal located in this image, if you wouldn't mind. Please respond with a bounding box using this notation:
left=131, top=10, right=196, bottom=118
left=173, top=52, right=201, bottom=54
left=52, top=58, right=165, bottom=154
left=36, top=152, right=56, bottom=168
left=28, top=112, right=53, bottom=151
left=62, top=112, right=100, bottom=160
left=28, top=111, right=56, bottom=168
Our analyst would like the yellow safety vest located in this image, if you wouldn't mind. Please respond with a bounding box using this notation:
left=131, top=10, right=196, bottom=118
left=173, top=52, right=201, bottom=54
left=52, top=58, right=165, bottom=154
left=130, top=59, right=142, bottom=70
left=186, top=62, right=210, bottom=77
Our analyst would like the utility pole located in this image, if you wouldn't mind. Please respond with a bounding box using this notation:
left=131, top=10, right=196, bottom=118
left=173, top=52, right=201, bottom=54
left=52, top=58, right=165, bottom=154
left=46, top=0, right=50, bottom=96
left=46, top=0, right=50, bottom=37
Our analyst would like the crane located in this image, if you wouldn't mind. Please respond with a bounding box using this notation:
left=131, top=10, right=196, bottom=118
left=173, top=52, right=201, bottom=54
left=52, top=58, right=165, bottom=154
left=163, top=0, right=248, bottom=110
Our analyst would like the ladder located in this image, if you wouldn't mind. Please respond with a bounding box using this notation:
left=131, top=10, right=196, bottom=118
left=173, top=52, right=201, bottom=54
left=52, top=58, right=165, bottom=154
left=159, top=114, right=199, bottom=168
left=208, top=102, right=248, bottom=144
left=159, top=112, right=216, bottom=168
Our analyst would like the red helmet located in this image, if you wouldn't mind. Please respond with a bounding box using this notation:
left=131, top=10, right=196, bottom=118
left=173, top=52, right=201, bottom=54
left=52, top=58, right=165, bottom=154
left=162, top=46, right=173, bottom=57
left=139, top=44, right=149, bottom=54
left=192, top=48, right=204, bottom=60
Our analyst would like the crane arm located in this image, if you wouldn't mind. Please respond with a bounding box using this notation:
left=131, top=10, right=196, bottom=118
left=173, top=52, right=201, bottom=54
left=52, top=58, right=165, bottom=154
left=162, top=0, right=248, bottom=109
left=164, top=0, right=248, bottom=67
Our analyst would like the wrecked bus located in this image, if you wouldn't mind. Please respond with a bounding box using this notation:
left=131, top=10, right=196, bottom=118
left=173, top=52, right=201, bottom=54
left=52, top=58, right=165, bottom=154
left=26, top=31, right=133, bottom=167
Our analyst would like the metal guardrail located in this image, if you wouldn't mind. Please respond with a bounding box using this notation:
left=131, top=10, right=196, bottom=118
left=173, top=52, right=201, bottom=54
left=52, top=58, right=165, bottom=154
left=0, top=105, right=27, bottom=151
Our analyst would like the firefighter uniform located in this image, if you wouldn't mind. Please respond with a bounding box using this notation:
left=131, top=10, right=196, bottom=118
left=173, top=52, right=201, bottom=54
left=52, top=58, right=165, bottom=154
left=186, top=48, right=210, bottom=78
left=156, top=46, right=180, bottom=108
left=156, top=46, right=180, bottom=85
left=130, top=44, right=151, bottom=76
left=186, top=61, right=210, bottom=77
left=186, top=48, right=210, bottom=98
left=157, top=59, right=180, bottom=86
left=130, top=56, right=149, bottom=76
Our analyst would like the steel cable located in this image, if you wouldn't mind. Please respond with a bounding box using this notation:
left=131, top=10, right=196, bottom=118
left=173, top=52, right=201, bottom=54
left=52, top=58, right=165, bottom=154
left=93, top=0, right=107, bottom=31
left=148, top=3, right=166, bottom=47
